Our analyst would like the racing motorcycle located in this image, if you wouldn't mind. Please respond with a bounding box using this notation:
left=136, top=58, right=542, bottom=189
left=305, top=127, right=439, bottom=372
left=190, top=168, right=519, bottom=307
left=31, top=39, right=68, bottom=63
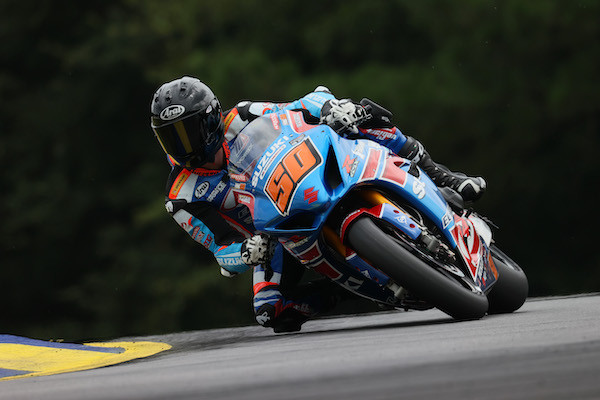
left=227, top=105, right=528, bottom=320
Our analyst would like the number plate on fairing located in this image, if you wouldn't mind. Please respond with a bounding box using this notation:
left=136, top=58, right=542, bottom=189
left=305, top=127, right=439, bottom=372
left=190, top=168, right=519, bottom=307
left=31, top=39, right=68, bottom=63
left=264, top=138, right=323, bottom=216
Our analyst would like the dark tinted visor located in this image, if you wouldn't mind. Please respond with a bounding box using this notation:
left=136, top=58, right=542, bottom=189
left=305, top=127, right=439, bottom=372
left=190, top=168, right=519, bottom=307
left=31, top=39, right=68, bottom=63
left=152, top=106, right=223, bottom=165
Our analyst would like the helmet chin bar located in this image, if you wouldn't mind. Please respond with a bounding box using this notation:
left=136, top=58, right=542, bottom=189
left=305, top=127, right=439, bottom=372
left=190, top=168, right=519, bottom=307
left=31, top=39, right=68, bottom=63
left=178, top=147, right=223, bottom=169
left=205, top=151, right=217, bottom=163
left=178, top=152, right=205, bottom=169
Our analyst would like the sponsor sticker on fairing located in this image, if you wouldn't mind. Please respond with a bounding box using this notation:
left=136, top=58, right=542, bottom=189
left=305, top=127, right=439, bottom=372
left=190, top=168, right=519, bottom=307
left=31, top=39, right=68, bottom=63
left=442, top=207, right=453, bottom=229
left=252, top=137, right=288, bottom=186
left=412, top=178, right=426, bottom=199
left=270, top=113, right=280, bottom=130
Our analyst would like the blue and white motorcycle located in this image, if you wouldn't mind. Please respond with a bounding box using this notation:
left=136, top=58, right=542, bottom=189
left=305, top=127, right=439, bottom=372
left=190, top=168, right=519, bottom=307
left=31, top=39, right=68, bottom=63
left=228, top=108, right=528, bottom=320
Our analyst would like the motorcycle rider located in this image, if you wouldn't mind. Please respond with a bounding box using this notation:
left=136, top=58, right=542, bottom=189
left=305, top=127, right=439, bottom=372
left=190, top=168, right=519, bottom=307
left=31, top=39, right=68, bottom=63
left=150, top=76, right=486, bottom=332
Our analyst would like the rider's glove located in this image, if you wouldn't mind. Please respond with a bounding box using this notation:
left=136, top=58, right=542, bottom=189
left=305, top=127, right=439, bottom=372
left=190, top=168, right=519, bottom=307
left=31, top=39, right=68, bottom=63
left=320, top=99, right=370, bottom=135
left=357, top=98, right=394, bottom=129
left=220, top=267, right=238, bottom=278
left=240, top=234, right=276, bottom=267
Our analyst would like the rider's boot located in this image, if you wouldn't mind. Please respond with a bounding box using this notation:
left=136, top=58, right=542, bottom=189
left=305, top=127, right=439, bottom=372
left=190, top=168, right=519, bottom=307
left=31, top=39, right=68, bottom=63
left=398, top=136, right=486, bottom=202
left=253, top=276, right=348, bottom=333
left=254, top=301, right=310, bottom=333
left=253, top=262, right=315, bottom=333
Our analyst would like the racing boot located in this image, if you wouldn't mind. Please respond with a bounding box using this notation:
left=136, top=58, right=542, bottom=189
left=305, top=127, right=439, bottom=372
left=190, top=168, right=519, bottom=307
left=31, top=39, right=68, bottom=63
left=398, top=136, right=486, bottom=202
left=253, top=277, right=310, bottom=333
left=253, top=275, right=349, bottom=333
left=254, top=302, right=310, bottom=333
left=271, top=279, right=355, bottom=333
left=253, top=261, right=313, bottom=333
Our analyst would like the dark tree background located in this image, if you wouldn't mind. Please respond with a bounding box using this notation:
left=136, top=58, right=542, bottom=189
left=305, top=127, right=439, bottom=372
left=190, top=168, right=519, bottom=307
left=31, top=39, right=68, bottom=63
left=1, top=0, right=598, bottom=341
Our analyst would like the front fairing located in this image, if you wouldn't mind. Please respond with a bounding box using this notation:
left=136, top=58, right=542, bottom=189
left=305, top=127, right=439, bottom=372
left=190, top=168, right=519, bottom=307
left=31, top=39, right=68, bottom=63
left=229, top=111, right=455, bottom=237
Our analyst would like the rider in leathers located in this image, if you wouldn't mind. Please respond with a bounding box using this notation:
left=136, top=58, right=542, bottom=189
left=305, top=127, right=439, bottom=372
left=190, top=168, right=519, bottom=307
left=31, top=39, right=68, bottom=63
left=150, top=76, right=486, bottom=332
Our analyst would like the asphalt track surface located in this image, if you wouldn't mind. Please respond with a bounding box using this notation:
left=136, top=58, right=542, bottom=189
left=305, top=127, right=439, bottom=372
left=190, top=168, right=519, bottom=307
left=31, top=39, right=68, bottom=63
left=2, top=294, right=600, bottom=400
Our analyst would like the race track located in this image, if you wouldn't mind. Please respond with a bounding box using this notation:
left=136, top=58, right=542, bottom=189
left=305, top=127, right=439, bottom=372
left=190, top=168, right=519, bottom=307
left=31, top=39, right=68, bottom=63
left=2, top=294, right=599, bottom=400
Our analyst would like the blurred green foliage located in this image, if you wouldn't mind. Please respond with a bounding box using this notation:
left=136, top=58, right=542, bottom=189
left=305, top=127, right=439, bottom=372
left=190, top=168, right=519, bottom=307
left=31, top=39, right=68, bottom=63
left=1, top=0, right=598, bottom=341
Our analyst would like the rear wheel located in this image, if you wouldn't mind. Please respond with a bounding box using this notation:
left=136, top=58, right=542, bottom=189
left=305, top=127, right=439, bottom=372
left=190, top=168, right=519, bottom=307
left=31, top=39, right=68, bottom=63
left=347, top=217, right=489, bottom=320
left=486, top=245, right=528, bottom=314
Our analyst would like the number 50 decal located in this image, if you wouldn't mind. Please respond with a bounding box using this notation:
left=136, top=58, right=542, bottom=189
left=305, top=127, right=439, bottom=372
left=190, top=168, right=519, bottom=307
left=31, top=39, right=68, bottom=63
left=265, top=139, right=322, bottom=215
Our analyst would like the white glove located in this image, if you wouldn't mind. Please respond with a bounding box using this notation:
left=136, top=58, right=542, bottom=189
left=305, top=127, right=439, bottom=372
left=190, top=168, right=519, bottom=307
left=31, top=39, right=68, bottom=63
left=240, top=234, right=275, bottom=266
left=320, top=99, right=370, bottom=135
left=220, top=267, right=237, bottom=278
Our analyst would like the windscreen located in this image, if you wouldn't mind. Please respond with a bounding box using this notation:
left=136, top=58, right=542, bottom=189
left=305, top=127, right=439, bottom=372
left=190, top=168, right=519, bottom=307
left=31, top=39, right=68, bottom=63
left=228, top=116, right=282, bottom=184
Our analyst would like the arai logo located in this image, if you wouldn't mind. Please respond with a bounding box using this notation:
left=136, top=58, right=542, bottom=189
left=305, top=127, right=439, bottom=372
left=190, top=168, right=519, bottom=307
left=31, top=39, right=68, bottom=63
left=195, top=181, right=210, bottom=198
left=160, top=105, right=185, bottom=121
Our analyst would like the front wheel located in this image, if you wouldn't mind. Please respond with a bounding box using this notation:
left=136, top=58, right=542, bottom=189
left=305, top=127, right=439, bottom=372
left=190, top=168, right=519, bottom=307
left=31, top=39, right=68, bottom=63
left=486, top=245, right=528, bottom=314
left=347, top=217, right=489, bottom=320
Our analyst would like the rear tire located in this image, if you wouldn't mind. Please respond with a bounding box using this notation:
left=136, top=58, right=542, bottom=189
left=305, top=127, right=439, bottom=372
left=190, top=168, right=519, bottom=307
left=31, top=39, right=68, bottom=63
left=347, top=217, right=488, bottom=320
left=486, top=245, right=528, bottom=314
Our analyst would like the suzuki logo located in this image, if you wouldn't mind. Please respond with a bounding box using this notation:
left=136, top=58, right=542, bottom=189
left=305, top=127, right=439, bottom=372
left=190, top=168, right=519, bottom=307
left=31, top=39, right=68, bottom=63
left=304, top=187, right=319, bottom=204
left=412, top=179, right=426, bottom=199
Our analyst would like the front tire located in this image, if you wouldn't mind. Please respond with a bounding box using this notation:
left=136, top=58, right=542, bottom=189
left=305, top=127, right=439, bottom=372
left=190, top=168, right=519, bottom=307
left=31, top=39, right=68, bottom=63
left=347, top=217, right=488, bottom=320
